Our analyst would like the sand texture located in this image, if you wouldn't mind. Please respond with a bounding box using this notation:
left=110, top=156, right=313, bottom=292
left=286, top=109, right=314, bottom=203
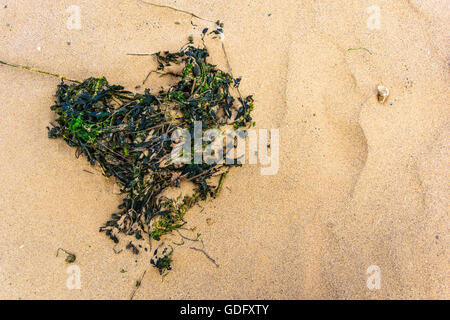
left=0, top=0, right=448, bottom=299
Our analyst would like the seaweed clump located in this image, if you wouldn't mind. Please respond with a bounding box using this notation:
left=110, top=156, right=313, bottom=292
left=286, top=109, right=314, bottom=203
left=47, top=43, right=254, bottom=271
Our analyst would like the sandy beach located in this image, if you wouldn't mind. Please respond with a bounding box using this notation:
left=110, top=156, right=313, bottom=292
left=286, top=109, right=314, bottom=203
left=0, top=0, right=448, bottom=299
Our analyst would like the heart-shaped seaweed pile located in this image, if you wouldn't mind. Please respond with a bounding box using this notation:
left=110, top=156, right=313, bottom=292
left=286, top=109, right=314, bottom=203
left=47, top=42, right=254, bottom=274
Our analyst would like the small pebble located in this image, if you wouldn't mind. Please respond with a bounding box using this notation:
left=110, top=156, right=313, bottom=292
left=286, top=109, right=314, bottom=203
left=377, top=85, right=390, bottom=104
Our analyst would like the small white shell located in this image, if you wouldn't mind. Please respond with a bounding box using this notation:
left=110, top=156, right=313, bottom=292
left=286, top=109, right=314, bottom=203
left=377, top=85, right=390, bottom=104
